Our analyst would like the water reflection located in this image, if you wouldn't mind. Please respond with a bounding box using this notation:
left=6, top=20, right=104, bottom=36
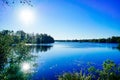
left=0, top=43, right=53, bottom=79
left=1, top=42, right=119, bottom=80
left=55, top=42, right=118, bottom=49
left=27, top=44, right=53, bottom=53
left=35, top=45, right=53, bottom=53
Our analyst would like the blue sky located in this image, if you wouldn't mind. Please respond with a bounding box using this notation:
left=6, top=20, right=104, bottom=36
left=0, top=0, right=120, bottom=40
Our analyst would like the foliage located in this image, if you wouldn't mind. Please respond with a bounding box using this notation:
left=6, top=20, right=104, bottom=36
left=58, top=60, right=120, bottom=80
left=0, top=42, right=37, bottom=80
left=58, top=71, right=92, bottom=80
left=0, top=32, right=39, bottom=79
left=0, top=30, right=55, bottom=44
left=36, top=34, right=54, bottom=44
left=0, top=29, right=54, bottom=80
left=0, top=33, right=13, bottom=70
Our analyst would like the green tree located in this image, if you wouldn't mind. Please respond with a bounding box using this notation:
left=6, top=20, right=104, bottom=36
left=0, top=33, right=13, bottom=79
left=16, top=30, right=26, bottom=42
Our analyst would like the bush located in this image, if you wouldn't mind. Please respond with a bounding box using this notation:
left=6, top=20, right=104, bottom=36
left=58, top=60, right=120, bottom=80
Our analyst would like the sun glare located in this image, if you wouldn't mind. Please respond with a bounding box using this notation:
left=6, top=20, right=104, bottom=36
left=19, top=8, right=35, bottom=25
left=21, top=62, right=30, bottom=72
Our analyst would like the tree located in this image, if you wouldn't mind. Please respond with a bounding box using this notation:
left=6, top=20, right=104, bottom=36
left=0, top=30, right=13, bottom=36
left=16, top=30, right=26, bottom=42
left=35, top=33, right=54, bottom=44
left=0, top=42, right=37, bottom=80
left=0, top=33, right=13, bottom=71
left=0, top=0, right=33, bottom=6
left=0, top=30, right=55, bottom=44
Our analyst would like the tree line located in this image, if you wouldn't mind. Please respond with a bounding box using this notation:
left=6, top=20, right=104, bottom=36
left=0, top=30, right=54, bottom=44
left=56, top=36, right=120, bottom=43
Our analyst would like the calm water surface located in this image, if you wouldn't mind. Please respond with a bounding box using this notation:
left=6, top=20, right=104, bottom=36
left=30, top=42, right=120, bottom=80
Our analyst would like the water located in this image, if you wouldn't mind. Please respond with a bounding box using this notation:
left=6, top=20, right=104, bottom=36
left=1, top=42, right=120, bottom=80
left=30, top=42, right=120, bottom=80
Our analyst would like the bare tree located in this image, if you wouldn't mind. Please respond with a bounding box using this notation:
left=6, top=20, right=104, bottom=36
left=0, top=0, right=33, bottom=6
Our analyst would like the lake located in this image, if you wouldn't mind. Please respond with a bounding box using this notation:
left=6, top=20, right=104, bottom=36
left=28, top=42, right=120, bottom=80
left=2, top=42, right=120, bottom=80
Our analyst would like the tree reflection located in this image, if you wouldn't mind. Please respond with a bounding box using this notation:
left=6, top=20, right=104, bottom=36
left=35, top=45, right=53, bottom=53
left=0, top=43, right=37, bottom=80
left=117, top=43, right=120, bottom=51
left=24, top=44, right=53, bottom=53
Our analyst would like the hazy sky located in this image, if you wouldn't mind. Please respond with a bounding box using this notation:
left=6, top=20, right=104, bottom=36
left=0, top=0, right=120, bottom=40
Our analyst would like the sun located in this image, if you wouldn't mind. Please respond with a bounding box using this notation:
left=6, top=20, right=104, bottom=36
left=19, top=8, right=35, bottom=25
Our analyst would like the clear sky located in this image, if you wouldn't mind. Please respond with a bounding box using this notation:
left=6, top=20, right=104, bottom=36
left=0, top=0, right=120, bottom=40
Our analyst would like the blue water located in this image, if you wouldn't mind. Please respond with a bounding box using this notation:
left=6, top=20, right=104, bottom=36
left=31, top=42, right=120, bottom=80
